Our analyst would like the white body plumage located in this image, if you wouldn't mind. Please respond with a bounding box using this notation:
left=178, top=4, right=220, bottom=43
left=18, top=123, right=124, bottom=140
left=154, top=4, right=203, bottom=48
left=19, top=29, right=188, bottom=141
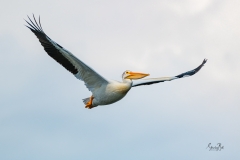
left=90, top=80, right=132, bottom=107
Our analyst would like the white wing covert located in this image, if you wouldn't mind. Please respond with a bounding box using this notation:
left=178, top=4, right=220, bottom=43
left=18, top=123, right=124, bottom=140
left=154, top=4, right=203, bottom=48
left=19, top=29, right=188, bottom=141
left=25, top=15, right=108, bottom=92
left=132, top=59, right=207, bottom=87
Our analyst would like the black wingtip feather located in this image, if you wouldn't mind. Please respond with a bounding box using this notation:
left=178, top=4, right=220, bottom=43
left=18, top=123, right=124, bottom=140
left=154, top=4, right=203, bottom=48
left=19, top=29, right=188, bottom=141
left=25, top=19, right=38, bottom=31
left=25, top=14, right=44, bottom=33
left=25, top=15, right=79, bottom=75
left=27, top=15, right=41, bottom=32
left=38, top=16, right=43, bottom=31
left=33, top=14, right=43, bottom=32
left=175, top=58, right=207, bottom=78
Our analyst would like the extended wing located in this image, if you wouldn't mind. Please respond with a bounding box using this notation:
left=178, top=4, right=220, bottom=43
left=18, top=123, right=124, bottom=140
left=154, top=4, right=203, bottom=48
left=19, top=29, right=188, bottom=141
left=25, top=15, right=108, bottom=92
left=132, top=59, right=207, bottom=87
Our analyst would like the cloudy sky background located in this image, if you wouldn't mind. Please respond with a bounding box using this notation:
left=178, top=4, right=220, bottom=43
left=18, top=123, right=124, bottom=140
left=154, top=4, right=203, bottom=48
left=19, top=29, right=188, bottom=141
left=1, top=0, right=240, bottom=159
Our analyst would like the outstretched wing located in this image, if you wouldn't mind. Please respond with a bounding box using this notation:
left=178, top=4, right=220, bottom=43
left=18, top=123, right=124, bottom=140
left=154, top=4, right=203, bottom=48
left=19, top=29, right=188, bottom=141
left=25, top=15, right=109, bottom=92
left=132, top=59, right=207, bottom=87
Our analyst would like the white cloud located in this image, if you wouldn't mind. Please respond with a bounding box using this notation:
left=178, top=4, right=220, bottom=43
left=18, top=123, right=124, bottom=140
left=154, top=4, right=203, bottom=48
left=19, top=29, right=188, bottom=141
left=166, top=0, right=214, bottom=15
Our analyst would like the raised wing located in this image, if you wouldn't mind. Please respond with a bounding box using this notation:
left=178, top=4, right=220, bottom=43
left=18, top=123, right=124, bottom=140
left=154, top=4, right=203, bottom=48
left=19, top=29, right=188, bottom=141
left=25, top=15, right=109, bottom=92
left=132, top=59, right=207, bottom=87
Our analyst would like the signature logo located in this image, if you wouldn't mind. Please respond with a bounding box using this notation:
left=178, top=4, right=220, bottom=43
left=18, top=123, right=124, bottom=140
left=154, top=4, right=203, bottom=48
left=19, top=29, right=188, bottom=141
left=206, top=143, right=224, bottom=151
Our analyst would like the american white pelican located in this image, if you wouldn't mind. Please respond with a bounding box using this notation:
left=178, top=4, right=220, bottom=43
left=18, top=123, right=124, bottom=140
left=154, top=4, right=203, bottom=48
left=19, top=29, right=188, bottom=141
left=25, top=15, right=207, bottom=109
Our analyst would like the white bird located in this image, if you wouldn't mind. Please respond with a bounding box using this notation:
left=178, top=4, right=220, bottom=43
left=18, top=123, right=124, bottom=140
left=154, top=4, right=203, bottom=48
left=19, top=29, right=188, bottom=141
left=25, top=15, right=207, bottom=109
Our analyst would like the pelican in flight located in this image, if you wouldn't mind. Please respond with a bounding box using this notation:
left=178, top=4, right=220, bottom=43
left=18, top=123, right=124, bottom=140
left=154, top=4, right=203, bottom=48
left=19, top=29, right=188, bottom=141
left=25, top=15, right=207, bottom=109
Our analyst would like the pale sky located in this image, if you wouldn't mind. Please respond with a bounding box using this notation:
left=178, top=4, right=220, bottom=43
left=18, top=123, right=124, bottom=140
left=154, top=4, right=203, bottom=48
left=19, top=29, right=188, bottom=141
left=1, top=0, right=240, bottom=159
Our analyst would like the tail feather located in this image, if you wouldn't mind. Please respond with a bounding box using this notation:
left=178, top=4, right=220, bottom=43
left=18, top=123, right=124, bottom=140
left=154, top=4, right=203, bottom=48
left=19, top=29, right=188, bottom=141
left=82, top=97, right=90, bottom=105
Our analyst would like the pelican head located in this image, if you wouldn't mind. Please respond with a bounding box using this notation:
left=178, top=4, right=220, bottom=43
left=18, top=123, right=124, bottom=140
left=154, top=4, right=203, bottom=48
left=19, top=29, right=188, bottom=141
left=122, top=70, right=150, bottom=80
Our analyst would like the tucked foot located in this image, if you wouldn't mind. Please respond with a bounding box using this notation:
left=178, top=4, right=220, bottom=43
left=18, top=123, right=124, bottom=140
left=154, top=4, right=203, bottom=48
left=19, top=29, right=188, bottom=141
left=85, top=96, right=94, bottom=109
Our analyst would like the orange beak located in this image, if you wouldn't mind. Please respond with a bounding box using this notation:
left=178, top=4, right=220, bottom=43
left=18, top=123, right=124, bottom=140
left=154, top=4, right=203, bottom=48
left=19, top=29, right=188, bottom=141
left=126, top=71, right=150, bottom=80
